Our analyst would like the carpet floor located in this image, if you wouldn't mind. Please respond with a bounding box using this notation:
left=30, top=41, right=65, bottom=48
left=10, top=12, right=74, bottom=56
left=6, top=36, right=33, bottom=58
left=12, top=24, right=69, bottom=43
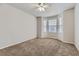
left=0, top=38, right=79, bottom=56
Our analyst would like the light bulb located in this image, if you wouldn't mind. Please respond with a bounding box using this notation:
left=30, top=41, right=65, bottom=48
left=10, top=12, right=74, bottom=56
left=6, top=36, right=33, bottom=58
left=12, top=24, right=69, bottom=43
left=38, top=7, right=45, bottom=11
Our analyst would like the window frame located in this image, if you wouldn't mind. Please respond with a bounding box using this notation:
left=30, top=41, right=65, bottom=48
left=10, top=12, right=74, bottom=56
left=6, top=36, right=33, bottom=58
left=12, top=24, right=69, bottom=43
left=43, top=15, right=63, bottom=33
left=43, top=16, right=58, bottom=33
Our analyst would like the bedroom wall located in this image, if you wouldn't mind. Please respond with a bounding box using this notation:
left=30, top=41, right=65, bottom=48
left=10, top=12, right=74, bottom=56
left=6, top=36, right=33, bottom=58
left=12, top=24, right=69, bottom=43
left=74, top=4, right=79, bottom=50
left=37, top=17, right=42, bottom=38
left=0, top=4, right=36, bottom=49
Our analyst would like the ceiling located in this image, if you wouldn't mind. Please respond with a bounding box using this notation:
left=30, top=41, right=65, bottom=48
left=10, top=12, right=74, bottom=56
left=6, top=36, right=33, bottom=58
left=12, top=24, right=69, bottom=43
left=8, top=3, right=75, bottom=17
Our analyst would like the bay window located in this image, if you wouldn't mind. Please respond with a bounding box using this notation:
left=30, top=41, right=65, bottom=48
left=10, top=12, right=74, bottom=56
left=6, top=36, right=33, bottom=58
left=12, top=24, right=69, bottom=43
left=43, top=16, right=58, bottom=33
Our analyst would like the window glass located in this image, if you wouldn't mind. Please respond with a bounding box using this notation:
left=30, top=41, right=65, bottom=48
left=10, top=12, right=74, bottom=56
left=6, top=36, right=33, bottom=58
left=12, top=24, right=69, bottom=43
left=48, top=19, right=57, bottom=32
left=48, top=20, right=57, bottom=25
left=43, top=17, right=59, bottom=33
left=43, top=20, right=47, bottom=32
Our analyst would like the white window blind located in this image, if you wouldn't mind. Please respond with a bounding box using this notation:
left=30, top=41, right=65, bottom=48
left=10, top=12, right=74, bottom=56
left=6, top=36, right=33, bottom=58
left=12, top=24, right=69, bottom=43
left=48, top=19, right=57, bottom=32
left=43, top=15, right=63, bottom=34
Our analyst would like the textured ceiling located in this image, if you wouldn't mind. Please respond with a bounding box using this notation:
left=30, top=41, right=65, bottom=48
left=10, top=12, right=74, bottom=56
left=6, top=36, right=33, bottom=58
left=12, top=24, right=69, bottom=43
left=9, top=3, right=75, bottom=17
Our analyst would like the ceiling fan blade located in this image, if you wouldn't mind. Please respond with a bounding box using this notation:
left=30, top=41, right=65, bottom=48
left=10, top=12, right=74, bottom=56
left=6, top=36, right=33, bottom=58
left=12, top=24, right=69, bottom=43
left=43, top=5, right=48, bottom=8
left=32, top=3, right=49, bottom=11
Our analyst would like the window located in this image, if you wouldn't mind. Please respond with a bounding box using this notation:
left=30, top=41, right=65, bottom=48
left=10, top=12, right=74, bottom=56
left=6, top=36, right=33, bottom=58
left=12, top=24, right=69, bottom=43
left=43, top=17, right=57, bottom=33
left=48, top=19, right=57, bottom=32
left=43, top=20, right=47, bottom=32
left=43, top=15, right=63, bottom=33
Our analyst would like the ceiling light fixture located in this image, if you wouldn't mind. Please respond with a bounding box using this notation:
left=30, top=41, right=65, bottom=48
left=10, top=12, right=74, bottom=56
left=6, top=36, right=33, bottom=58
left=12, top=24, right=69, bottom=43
left=37, top=3, right=48, bottom=12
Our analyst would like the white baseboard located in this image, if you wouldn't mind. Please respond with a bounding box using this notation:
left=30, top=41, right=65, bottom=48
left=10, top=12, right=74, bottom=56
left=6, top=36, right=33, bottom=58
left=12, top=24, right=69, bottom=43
left=0, top=36, right=36, bottom=49
left=74, top=42, right=79, bottom=51
left=60, top=40, right=74, bottom=44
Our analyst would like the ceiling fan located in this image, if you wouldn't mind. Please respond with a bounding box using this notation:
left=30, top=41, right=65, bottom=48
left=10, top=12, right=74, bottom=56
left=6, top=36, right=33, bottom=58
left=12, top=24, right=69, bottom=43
left=34, top=3, right=49, bottom=12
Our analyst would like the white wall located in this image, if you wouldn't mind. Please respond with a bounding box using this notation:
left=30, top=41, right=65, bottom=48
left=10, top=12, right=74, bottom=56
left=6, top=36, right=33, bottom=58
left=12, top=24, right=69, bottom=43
left=37, top=17, right=42, bottom=38
left=63, top=8, right=74, bottom=44
left=75, top=4, right=79, bottom=50
left=0, top=4, right=36, bottom=49
left=41, top=17, right=47, bottom=38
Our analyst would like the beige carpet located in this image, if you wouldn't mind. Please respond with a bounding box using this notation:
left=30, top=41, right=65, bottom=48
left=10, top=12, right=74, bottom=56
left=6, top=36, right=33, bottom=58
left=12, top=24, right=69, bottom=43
left=0, top=38, right=79, bottom=56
